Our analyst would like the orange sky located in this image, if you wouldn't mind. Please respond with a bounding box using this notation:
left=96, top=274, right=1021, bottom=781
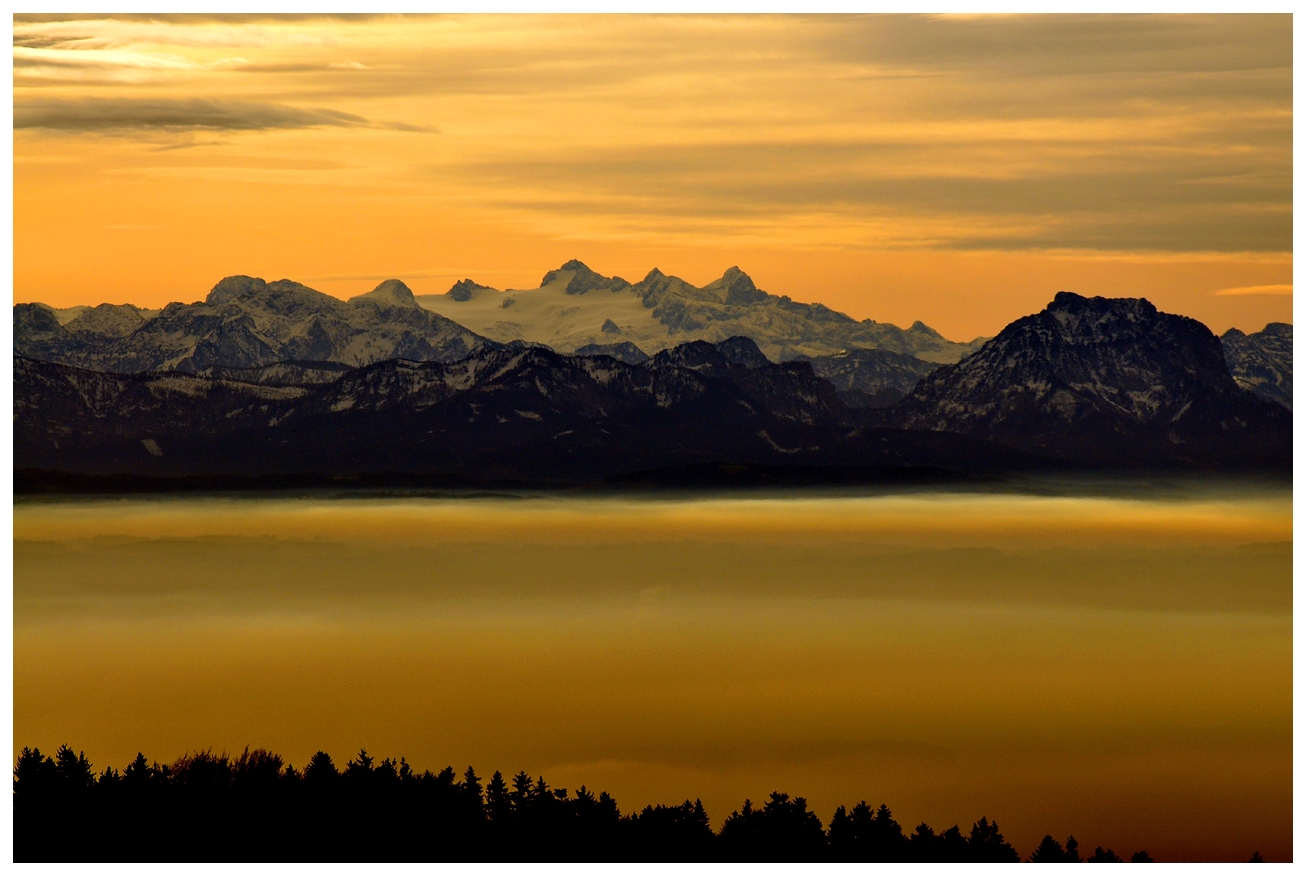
left=13, top=14, right=1292, bottom=340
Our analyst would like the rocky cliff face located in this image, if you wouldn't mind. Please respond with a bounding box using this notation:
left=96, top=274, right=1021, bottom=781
left=889, top=292, right=1291, bottom=466
left=1221, top=322, right=1292, bottom=410
left=15, top=277, right=491, bottom=374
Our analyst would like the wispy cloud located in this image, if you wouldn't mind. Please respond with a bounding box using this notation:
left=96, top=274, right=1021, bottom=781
left=1213, top=284, right=1293, bottom=296
left=17, top=97, right=373, bottom=132
left=304, top=268, right=527, bottom=282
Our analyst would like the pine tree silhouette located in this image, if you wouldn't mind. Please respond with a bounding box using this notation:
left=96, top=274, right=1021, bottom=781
left=1087, top=846, right=1123, bottom=862
left=12, top=742, right=1210, bottom=863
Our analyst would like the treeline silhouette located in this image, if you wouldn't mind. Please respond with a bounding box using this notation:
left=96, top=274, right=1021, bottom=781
left=15, top=744, right=1176, bottom=862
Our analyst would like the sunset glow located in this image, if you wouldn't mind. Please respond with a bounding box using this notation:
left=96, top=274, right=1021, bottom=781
left=13, top=14, right=1292, bottom=339
left=11, top=15, right=1294, bottom=864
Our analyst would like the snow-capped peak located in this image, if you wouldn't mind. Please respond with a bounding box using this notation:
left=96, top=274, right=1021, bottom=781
left=350, top=279, right=419, bottom=309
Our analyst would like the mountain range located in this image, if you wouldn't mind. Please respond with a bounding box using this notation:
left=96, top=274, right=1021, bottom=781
left=15, top=275, right=488, bottom=375
left=417, top=260, right=984, bottom=363
left=16, top=261, right=1291, bottom=411
left=15, top=338, right=1038, bottom=486
left=13, top=266, right=1292, bottom=486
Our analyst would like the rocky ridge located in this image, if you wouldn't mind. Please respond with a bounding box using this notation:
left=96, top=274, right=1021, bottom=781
left=16, top=277, right=491, bottom=374
left=1221, top=322, right=1292, bottom=409
left=21, top=336, right=979, bottom=482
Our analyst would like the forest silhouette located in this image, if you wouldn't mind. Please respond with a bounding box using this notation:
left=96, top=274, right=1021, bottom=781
left=14, top=744, right=1240, bottom=861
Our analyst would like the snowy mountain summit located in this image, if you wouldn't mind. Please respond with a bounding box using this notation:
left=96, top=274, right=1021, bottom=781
left=415, top=260, right=984, bottom=363
left=349, top=278, right=421, bottom=309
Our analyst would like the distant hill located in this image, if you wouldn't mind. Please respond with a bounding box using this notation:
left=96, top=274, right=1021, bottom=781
left=1221, top=322, right=1292, bottom=410
left=415, top=259, right=986, bottom=363
left=886, top=292, right=1291, bottom=468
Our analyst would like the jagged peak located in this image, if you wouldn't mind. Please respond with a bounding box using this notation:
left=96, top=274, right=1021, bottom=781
left=1048, top=290, right=1158, bottom=318
left=643, top=267, right=665, bottom=282
left=207, top=275, right=267, bottom=305
left=208, top=276, right=333, bottom=306
left=1222, top=322, right=1292, bottom=341
left=445, top=278, right=493, bottom=302
left=704, top=265, right=766, bottom=306
left=541, top=259, right=596, bottom=286
left=721, top=265, right=750, bottom=283
left=541, top=259, right=630, bottom=296
left=350, top=278, right=418, bottom=309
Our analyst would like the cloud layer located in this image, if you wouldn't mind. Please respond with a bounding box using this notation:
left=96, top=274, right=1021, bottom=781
left=13, top=13, right=1290, bottom=254
left=15, top=97, right=370, bottom=132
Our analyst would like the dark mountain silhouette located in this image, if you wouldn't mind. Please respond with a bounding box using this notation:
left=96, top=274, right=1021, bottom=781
left=885, top=292, right=1291, bottom=468
left=14, top=744, right=1178, bottom=862
left=574, top=341, right=650, bottom=364
left=192, top=359, right=355, bottom=385
left=15, top=337, right=1048, bottom=486
left=1221, top=322, right=1291, bottom=409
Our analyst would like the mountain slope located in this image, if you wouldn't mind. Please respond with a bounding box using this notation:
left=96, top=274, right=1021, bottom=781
left=15, top=277, right=492, bottom=374
left=16, top=338, right=1040, bottom=483
left=14, top=355, right=310, bottom=452
left=795, top=348, right=939, bottom=408
left=415, top=260, right=985, bottom=363
left=888, top=292, right=1291, bottom=467
left=1221, top=322, right=1292, bottom=409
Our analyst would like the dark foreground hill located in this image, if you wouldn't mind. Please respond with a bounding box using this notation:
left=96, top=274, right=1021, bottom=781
left=14, top=744, right=1179, bottom=862
left=13, top=338, right=1044, bottom=487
